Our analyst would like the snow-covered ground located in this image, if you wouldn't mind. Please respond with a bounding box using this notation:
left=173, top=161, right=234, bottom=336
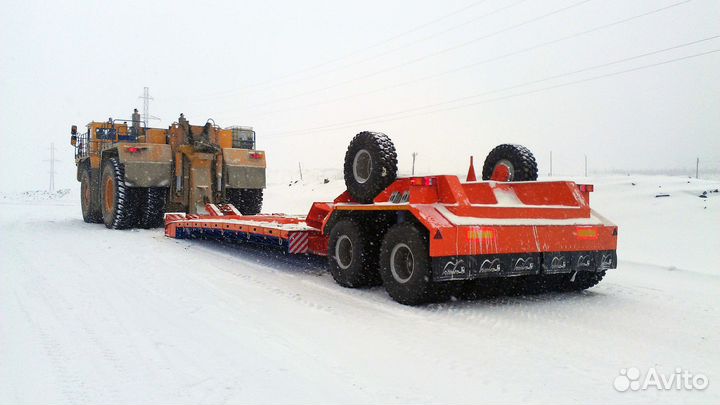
left=1, top=174, right=718, bottom=404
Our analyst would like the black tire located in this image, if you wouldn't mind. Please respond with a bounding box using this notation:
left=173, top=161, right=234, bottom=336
left=379, top=223, right=434, bottom=305
left=343, top=131, right=398, bottom=203
left=137, top=187, right=168, bottom=229
left=328, top=219, right=381, bottom=288
left=552, top=270, right=606, bottom=292
left=226, top=188, right=264, bottom=215
left=481, top=144, right=538, bottom=181
left=100, top=157, right=142, bottom=229
left=80, top=168, right=102, bottom=223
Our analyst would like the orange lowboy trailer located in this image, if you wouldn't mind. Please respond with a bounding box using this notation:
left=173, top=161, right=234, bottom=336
left=164, top=132, right=617, bottom=305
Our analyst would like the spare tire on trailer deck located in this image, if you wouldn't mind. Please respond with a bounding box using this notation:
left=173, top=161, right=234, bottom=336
left=343, top=131, right=398, bottom=203
left=481, top=144, right=538, bottom=182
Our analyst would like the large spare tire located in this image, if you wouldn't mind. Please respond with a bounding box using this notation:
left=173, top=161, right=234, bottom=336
left=344, top=131, right=398, bottom=203
left=481, top=144, right=538, bottom=181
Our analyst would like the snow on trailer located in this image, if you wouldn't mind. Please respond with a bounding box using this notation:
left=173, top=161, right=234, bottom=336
left=164, top=132, right=618, bottom=305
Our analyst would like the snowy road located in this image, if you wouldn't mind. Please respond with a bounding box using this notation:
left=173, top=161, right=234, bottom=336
left=1, top=176, right=719, bottom=404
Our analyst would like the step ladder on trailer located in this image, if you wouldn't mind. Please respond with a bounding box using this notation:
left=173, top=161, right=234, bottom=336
left=164, top=204, right=325, bottom=255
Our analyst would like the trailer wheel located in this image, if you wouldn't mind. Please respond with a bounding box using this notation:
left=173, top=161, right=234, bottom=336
left=344, top=131, right=398, bottom=203
left=379, top=223, right=433, bottom=305
left=80, top=168, right=102, bottom=223
left=554, top=270, right=606, bottom=292
left=100, top=157, right=142, bottom=229
left=328, top=219, right=380, bottom=288
left=482, top=144, right=538, bottom=181
left=138, top=187, right=168, bottom=229
left=226, top=188, right=263, bottom=215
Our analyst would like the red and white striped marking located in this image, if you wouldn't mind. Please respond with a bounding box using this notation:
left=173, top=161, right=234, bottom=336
left=164, top=213, right=187, bottom=223
left=288, top=232, right=309, bottom=254
left=223, top=204, right=241, bottom=216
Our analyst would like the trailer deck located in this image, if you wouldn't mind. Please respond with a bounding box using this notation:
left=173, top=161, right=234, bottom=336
left=165, top=176, right=617, bottom=277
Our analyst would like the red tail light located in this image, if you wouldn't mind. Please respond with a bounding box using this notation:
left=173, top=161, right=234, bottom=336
left=249, top=152, right=264, bottom=159
left=127, top=147, right=140, bottom=153
left=578, top=184, right=594, bottom=192
left=410, top=177, right=435, bottom=186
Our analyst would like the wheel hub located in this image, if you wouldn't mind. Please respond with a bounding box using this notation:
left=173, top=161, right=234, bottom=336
left=390, top=243, right=414, bottom=283
left=335, top=235, right=354, bottom=270
left=82, top=179, right=90, bottom=207
left=491, top=159, right=514, bottom=181
left=103, top=176, right=114, bottom=213
left=353, top=149, right=372, bottom=184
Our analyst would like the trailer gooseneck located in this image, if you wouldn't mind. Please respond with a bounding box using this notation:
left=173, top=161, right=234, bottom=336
left=165, top=132, right=618, bottom=305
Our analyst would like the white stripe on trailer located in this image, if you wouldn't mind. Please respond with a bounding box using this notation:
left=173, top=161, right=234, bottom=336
left=288, top=232, right=309, bottom=254
left=226, top=204, right=241, bottom=216
left=206, top=204, right=223, bottom=216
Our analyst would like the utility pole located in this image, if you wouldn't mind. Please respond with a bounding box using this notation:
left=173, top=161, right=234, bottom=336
left=549, top=151, right=553, bottom=177
left=411, top=152, right=418, bottom=175
left=298, top=162, right=303, bottom=181
left=44, top=143, right=58, bottom=192
left=696, top=157, right=699, bottom=179
left=584, top=154, right=588, bottom=177
left=138, top=87, right=161, bottom=127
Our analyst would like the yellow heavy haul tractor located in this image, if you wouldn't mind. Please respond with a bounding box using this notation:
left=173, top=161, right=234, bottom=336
left=71, top=109, right=266, bottom=229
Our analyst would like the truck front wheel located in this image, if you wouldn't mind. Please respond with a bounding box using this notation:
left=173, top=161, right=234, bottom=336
left=100, top=157, right=141, bottom=229
left=379, top=223, right=433, bottom=305
left=80, top=168, right=102, bottom=223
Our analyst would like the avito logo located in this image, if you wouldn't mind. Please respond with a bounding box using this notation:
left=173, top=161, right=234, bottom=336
left=613, top=367, right=709, bottom=392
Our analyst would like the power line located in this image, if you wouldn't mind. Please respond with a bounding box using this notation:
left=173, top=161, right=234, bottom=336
left=265, top=47, right=719, bottom=137
left=205, top=0, right=527, bottom=102
left=251, top=0, right=693, bottom=118
left=201, top=0, right=492, bottom=99
left=223, top=0, right=596, bottom=111
left=301, top=1, right=527, bottom=81
left=271, top=35, right=719, bottom=133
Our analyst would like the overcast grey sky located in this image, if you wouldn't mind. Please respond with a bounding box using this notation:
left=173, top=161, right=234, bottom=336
left=1, top=0, right=718, bottom=192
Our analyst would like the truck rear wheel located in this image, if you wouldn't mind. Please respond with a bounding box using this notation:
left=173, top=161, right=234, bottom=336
left=328, top=219, right=381, bottom=288
left=80, top=168, right=102, bottom=223
left=138, top=187, right=168, bottom=229
left=379, top=223, right=433, bottom=305
left=344, top=131, right=398, bottom=203
left=226, top=188, right=263, bottom=215
left=482, top=144, right=538, bottom=181
left=101, top=157, right=142, bottom=229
